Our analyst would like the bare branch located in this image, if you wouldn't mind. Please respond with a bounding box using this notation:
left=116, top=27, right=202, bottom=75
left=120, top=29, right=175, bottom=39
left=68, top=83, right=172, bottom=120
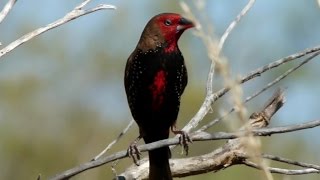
left=251, top=120, right=320, bottom=135
left=218, top=0, right=256, bottom=49
left=119, top=127, right=320, bottom=180
left=242, top=46, right=320, bottom=83
left=75, top=0, right=91, bottom=10
left=199, top=49, right=320, bottom=132
left=204, top=46, right=320, bottom=136
left=262, top=154, right=320, bottom=171
left=219, top=45, right=320, bottom=102
left=118, top=90, right=319, bottom=179
left=0, top=1, right=116, bottom=58
left=0, top=0, right=17, bottom=24
left=260, top=88, right=285, bottom=120
left=244, top=160, right=320, bottom=175
left=184, top=45, right=320, bottom=135
left=50, top=111, right=320, bottom=178
left=246, top=50, right=319, bottom=111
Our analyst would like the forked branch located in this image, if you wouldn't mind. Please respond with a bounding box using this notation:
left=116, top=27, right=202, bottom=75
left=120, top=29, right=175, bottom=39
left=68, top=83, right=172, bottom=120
left=0, top=0, right=115, bottom=58
left=49, top=89, right=320, bottom=179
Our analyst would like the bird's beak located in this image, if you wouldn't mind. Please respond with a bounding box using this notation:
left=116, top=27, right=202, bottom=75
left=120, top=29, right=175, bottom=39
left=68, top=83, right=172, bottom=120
left=177, top=17, right=194, bottom=31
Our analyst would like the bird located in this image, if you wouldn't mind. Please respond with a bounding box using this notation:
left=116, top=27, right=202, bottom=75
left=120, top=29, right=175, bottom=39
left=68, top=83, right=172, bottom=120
left=124, top=13, right=194, bottom=180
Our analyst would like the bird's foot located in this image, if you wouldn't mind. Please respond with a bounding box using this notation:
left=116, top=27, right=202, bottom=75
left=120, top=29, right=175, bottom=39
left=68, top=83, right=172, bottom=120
left=127, top=136, right=141, bottom=165
left=171, top=127, right=192, bottom=156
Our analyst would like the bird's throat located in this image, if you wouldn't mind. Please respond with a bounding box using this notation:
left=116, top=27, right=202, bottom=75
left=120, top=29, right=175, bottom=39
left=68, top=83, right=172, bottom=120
left=164, top=40, right=179, bottom=53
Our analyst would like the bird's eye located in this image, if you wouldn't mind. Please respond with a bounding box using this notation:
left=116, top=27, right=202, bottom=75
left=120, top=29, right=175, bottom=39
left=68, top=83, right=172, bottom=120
left=164, top=19, right=172, bottom=26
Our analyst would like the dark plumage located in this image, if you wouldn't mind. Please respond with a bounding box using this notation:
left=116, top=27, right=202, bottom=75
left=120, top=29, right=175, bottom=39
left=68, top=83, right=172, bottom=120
left=124, top=13, right=194, bottom=180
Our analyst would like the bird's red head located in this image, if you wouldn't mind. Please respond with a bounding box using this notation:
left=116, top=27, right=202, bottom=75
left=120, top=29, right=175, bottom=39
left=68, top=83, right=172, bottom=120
left=154, top=13, right=194, bottom=42
left=138, top=13, right=194, bottom=53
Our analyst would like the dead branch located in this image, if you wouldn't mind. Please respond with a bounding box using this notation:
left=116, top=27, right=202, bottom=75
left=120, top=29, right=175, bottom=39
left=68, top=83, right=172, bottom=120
left=199, top=49, right=320, bottom=132
left=0, top=0, right=116, bottom=58
left=49, top=89, right=320, bottom=179
left=118, top=89, right=319, bottom=179
left=262, top=154, right=320, bottom=171
left=244, top=160, right=319, bottom=175
left=0, top=0, right=17, bottom=24
left=180, top=44, right=320, bottom=137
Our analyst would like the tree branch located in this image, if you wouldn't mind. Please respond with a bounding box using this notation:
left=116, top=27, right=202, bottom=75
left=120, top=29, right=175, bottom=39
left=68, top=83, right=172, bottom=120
left=198, top=48, right=320, bottom=132
left=0, top=0, right=116, bottom=58
left=218, top=0, right=256, bottom=49
left=244, top=160, right=320, bottom=175
left=262, top=154, right=320, bottom=171
left=49, top=89, right=320, bottom=179
left=0, top=0, right=17, bottom=24
left=180, top=44, right=320, bottom=135
left=118, top=90, right=319, bottom=179
left=217, top=45, right=320, bottom=102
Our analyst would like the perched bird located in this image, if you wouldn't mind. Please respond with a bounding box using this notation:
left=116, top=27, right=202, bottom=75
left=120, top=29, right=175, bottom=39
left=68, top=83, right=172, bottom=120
left=124, top=13, right=194, bottom=179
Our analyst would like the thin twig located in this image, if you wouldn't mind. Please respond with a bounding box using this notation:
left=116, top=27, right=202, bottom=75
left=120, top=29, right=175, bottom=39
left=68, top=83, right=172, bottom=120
left=244, top=160, right=320, bottom=175
left=92, top=119, right=134, bottom=161
left=218, top=0, right=256, bottom=49
left=218, top=45, right=320, bottom=105
left=206, top=0, right=255, bottom=104
left=0, top=1, right=116, bottom=58
left=0, top=0, right=17, bottom=24
left=262, top=154, right=320, bottom=170
left=75, top=0, right=91, bottom=10
left=242, top=46, right=320, bottom=83
left=251, top=120, right=320, bottom=135
left=245, top=50, right=319, bottom=102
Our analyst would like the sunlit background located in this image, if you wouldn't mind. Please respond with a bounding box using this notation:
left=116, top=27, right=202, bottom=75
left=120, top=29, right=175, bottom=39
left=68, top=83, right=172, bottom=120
left=0, top=0, right=319, bottom=179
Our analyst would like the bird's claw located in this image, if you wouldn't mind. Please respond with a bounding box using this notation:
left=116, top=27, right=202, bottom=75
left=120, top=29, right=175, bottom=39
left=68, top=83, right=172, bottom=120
left=127, top=143, right=141, bottom=165
left=178, top=131, right=192, bottom=155
left=171, top=127, right=192, bottom=156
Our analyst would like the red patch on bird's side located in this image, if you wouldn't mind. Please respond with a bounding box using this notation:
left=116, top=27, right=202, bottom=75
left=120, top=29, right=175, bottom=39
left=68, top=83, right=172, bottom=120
left=149, top=70, right=167, bottom=110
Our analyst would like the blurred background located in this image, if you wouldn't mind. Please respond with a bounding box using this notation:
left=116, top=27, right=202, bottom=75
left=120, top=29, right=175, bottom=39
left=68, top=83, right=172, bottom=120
left=0, top=0, right=319, bottom=179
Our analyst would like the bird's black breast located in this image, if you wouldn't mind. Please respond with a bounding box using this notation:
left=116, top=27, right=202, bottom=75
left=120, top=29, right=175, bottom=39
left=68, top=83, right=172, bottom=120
left=124, top=47, right=187, bottom=131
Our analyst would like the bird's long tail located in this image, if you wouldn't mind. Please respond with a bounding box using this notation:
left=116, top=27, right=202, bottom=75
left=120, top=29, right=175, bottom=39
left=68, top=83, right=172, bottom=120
left=144, top=134, right=172, bottom=180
